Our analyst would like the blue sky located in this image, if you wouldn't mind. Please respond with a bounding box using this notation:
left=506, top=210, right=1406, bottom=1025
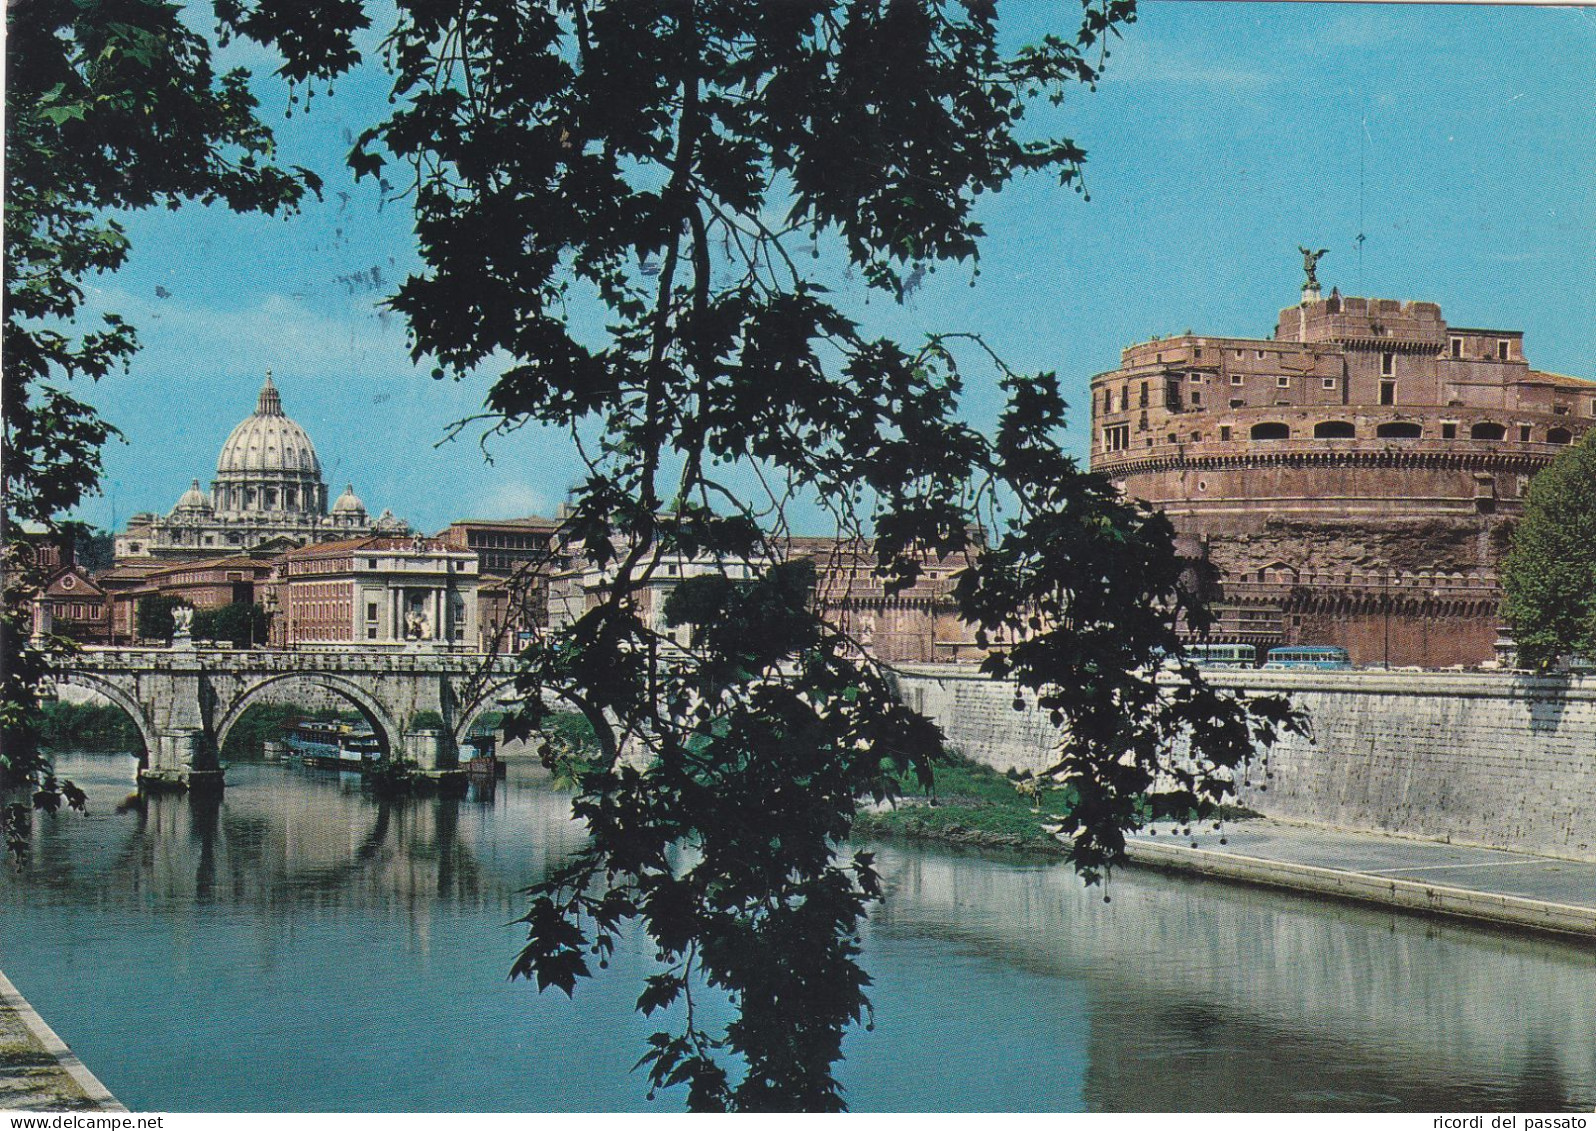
left=70, top=1, right=1596, bottom=537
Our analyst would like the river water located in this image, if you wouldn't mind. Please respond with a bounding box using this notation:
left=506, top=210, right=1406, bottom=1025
left=2, top=753, right=1592, bottom=1113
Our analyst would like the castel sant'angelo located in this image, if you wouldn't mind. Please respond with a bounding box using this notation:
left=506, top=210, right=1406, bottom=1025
left=1089, top=254, right=1594, bottom=667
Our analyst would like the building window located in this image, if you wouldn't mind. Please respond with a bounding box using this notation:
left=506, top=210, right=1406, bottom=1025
left=1191, top=390, right=1202, bottom=406
left=1189, top=373, right=1202, bottom=384
left=1220, top=426, right=1232, bottom=441
left=1322, top=378, right=1337, bottom=390
left=1190, top=431, right=1202, bottom=443
left=1256, top=350, right=1266, bottom=359
left=366, top=602, right=378, bottom=621
left=1471, top=422, right=1506, bottom=441
left=1276, top=376, right=1290, bottom=388
left=1498, top=340, right=1510, bottom=360
left=1519, top=424, right=1532, bottom=442
left=1381, top=352, right=1395, bottom=376
left=367, top=627, right=378, bottom=640
left=1450, top=337, right=1463, bottom=358
left=1380, top=381, right=1396, bottom=406
left=1313, top=421, right=1356, bottom=439
left=1250, top=422, right=1289, bottom=441
left=1441, top=422, right=1458, bottom=440
left=1231, top=374, right=1243, bottom=386
left=1376, top=422, right=1422, bottom=439
left=1548, top=427, right=1572, bottom=445
left=1102, top=424, right=1130, bottom=452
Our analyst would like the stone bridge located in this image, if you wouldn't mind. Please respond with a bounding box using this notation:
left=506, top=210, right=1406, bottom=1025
left=51, top=645, right=527, bottom=788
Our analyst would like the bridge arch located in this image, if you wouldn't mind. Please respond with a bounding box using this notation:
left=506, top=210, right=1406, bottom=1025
left=49, top=671, right=158, bottom=763
left=449, top=676, right=600, bottom=757
left=451, top=676, right=528, bottom=753
left=214, top=672, right=405, bottom=762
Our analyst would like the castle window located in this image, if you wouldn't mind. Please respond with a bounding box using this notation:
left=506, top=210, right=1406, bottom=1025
left=1256, top=350, right=1266, bottom=359
left=1380, top=352, right=1395, bottom=376
left=1139, top=382, right=1149, bottom=408
left=1276, top=376, right=1290, bottom=388
left=1231, top=374, right=1244, bottom=386
left=1548, top=427, right=1572, bottom=445
left=1189, top=373, right=1202, bottom=383
left=1322, top=378, right=1337, bottom=390
left=1314, top=421, right=1356, bottom=439
left=1497, top=340, right=1510, bottom=361
left=1450, top=337, right=1463, bottom=358
left=1519, top=425, right=1532, bottom=442
left=1441, top=422, right=1458, bottom=440
left=1191, top=390, right=1202, bottom=406
left=1380, top=381, right=1396, bottom=405
left=1250, top=422, right=1289, bottom=441
left=1470, top=422, right=1506, bottom=441
left=1376, top=422, right=1422, bottom=439
left=1220, top=426, right=1232, bottom=441
left=1190, top=432, right=1202, bottom=443
left=1230, top=398, right=1245, bottom=409
left=1102, top=424, right=1130, bottom=452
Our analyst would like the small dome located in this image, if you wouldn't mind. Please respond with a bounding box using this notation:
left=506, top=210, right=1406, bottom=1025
left=215, top=374, right=323, bottom=477
left=331, top=484, right=366, bottom=515
left=172, top=479, right=212, bottom=514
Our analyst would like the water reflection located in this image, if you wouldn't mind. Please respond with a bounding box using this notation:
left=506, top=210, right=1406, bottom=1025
left=20, top=756, right=586, bottom=917
left=1, top=754, right=1592, bottom=1112
left=864, top=849, right=1596, bottom=1112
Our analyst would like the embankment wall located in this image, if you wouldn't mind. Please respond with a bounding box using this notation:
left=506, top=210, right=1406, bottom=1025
left=892, top=664, right=1596, bottom=862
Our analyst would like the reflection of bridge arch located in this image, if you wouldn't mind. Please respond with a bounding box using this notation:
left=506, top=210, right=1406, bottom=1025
left=52, top=671, right=157, bottom=763
left=215, top=672, right=405, bottom=761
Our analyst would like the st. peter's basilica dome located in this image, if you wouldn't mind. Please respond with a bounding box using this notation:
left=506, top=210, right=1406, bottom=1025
left=211, top=374, right=328, bottom=516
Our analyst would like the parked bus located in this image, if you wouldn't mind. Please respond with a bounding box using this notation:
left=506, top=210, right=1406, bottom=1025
left=1183, top=643, right=1258, bottom=668
left=1264, top=645, right=1352, bottom=670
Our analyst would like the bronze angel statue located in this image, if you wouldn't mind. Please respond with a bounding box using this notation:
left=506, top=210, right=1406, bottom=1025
left=1299, top=246, right=1329, bottom=288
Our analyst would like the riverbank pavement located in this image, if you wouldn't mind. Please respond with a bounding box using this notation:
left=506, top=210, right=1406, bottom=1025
left=0, top=969, right=125, bottom=1112
left=1124, top=818, right=1596, bottom=940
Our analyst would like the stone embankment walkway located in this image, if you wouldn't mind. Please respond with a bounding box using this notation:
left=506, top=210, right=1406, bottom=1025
left=0, top=970, right=124, bottom=1112
left=1126, top=819, right=1596, bottom=939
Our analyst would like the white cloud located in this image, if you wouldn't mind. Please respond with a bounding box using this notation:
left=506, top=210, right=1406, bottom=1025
left=466, top=479, right=556, bottom=521
left=84, top=284, right=419, bottom=381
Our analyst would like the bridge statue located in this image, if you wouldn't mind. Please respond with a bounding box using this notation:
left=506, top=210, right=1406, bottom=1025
left=51, top=646, right=524, bottom=791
